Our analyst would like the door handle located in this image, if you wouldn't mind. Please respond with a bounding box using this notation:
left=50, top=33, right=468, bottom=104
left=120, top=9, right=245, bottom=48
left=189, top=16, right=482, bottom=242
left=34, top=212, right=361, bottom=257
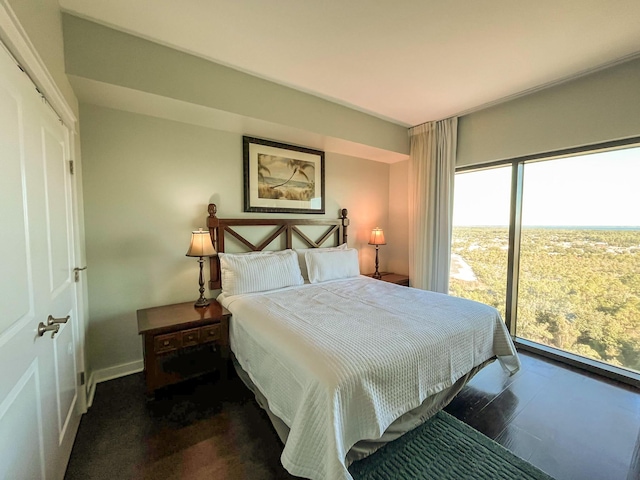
left=38, top=322, right=60, bottom=339
left=73, top=266, right=87, bottom=282
left=47, top=315, right=70, bottom=326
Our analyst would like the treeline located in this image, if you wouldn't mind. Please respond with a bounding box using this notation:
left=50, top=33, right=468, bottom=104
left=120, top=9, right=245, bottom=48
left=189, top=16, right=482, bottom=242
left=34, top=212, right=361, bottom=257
left=450, top=227, right=640, bottom=372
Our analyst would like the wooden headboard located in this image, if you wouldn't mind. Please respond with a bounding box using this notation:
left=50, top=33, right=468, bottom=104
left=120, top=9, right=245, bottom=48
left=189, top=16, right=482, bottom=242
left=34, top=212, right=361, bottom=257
left=206, top=203, right=350, bottom=290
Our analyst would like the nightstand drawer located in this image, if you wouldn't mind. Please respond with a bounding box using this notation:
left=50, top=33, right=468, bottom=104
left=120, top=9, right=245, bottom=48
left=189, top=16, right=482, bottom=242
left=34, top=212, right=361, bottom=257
left=155, top=332, right=180, bottom=353
left=181, top=328, right=200, bottom=347
left=201, top=324, right=220, bottom=343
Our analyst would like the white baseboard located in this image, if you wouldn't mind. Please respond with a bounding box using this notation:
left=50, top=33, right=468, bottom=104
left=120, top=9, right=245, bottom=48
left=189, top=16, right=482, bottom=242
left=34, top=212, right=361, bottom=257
left=94, top=360, right=144, bottom=384
left=86, top=360, right=144, bottom=408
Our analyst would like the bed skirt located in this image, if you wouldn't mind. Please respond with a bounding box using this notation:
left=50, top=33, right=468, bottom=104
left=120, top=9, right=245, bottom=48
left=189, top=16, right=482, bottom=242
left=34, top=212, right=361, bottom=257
left=231, top=354, right=493, bottom=467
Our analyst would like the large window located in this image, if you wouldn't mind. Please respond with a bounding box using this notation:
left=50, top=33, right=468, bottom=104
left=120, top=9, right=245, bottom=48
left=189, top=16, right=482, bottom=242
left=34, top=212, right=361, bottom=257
left=449, top=166, right=511, bottom=318
left=450, top=144, right=640, bottom=377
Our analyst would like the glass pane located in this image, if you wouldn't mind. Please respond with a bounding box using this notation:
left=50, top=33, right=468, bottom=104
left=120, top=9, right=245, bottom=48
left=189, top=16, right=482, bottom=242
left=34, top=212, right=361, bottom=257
left=449, top=166, right=512, bottom=318
left=517, top=147, right=640, bottom=373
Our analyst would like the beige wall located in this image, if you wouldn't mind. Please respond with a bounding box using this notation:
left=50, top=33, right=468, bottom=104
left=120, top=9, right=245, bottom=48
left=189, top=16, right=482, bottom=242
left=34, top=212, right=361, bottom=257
left=457, top=57, right=640, bottom=166
left=387, top=160, right=409, bottom=275
left=81, top=104, right=390, bottom=371
left=63, top=14, right=407, bottom=157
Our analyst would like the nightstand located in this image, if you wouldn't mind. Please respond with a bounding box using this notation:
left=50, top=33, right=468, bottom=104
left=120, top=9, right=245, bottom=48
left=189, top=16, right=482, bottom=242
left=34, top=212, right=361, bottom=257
left=137, top=299, right=231, bottom=398
left=366, top=272, right=410, bottom=286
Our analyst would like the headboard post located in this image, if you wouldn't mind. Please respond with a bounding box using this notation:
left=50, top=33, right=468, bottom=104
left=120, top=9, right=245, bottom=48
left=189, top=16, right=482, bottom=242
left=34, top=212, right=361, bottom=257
left=207, top=204, right=221, bottom=290
left=341, top=208, right=349, bottom=245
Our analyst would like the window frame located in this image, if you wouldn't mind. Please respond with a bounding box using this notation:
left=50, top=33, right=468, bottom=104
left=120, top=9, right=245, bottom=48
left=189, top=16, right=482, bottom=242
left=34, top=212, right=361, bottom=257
left=455, top=136, right=640, bottom=387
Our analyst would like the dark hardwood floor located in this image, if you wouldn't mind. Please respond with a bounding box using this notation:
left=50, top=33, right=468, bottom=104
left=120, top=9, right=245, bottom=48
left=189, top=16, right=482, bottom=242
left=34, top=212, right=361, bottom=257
left=65, top=351, right=640, bottom=480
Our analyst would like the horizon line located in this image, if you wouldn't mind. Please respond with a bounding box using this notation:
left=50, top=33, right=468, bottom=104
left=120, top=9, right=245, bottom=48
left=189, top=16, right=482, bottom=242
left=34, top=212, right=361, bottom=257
left=454, top=225, right=640, bottom=229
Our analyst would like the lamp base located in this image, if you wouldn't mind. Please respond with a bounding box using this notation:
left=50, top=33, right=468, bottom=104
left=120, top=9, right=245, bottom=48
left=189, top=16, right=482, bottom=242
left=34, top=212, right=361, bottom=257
left=372, top=245, right=382, bottom=280
left=194, top=256, right=210, bottom=308
left=194, top=296, right=210, bottom=308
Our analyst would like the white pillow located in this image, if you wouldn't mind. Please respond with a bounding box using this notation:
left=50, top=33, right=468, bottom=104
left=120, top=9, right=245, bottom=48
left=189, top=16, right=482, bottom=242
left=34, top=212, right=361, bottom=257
left=305, top=248, right=360, bottom=284
left=294, top=243, right=348, bottom=280
left=219, top=249, right=303, bottom=295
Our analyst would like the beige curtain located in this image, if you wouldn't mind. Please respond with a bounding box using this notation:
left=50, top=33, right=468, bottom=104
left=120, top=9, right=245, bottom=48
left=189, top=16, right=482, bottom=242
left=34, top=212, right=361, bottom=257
left=408, top=117, right=458, bottom=293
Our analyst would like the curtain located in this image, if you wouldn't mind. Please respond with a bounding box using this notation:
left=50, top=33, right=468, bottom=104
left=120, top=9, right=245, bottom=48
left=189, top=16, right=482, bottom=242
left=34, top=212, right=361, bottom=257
left=408, top=117, right=458, bottom=293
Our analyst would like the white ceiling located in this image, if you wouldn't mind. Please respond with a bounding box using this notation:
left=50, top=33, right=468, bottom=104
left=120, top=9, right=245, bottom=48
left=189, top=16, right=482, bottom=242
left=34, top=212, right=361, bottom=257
left=60, top=0, right=640, bottom=127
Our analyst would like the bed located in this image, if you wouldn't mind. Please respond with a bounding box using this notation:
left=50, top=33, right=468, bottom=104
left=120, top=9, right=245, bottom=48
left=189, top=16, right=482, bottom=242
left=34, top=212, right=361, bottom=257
left=206, top=204, right=520, bottom=480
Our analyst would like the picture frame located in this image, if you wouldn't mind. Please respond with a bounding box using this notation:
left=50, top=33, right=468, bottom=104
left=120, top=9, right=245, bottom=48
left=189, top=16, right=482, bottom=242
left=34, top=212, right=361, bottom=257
left=243, top=136, right=325, bottom=214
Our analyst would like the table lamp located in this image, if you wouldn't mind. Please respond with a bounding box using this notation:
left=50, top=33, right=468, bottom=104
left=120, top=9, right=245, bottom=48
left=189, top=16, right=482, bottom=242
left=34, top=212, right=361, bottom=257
left=368, top=227, right=386, bottom=279
left=186, top=228, right=217, bottom=307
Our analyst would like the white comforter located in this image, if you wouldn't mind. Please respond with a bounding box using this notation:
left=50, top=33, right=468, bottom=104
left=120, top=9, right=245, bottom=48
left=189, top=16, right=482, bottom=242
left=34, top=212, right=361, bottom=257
left=219, top=276, right=519, bottom=480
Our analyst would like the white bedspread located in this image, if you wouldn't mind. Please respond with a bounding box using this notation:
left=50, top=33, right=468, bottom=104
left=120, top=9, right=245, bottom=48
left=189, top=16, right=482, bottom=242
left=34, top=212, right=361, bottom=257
left=219, top=276, right=519, bottom=480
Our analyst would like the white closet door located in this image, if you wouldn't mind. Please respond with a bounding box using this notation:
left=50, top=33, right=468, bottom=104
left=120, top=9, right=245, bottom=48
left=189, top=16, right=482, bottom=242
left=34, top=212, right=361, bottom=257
left=0, top=43, right=82, bottom=480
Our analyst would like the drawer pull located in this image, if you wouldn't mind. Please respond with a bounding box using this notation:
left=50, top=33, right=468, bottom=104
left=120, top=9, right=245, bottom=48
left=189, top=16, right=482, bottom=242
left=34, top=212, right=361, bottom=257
left=155, top=334, right=178, bottom=353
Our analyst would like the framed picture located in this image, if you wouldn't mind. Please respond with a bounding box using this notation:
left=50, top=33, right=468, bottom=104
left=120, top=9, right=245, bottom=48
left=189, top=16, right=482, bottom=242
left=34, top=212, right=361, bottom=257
left=243, top=136, right=325, bottom=214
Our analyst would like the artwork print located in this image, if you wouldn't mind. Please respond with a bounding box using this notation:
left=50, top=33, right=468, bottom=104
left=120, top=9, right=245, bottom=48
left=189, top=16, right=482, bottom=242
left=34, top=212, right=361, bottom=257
left=243, top=137, right=325, bottom=214
left=257, top=154, right=315, bottom=201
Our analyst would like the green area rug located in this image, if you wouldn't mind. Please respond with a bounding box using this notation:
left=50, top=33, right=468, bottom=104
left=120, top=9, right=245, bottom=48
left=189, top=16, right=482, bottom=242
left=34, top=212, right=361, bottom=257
left=349, top=411, right=555, bottom=480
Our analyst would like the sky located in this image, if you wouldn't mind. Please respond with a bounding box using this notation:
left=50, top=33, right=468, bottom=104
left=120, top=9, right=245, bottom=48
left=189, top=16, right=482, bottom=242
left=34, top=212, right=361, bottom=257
left=453, top=146, right=640, bottom=227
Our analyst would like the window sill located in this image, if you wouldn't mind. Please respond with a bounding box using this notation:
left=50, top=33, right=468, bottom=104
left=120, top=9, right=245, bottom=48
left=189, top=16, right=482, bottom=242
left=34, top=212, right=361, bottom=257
left=515, top=338, right=640, bottom=389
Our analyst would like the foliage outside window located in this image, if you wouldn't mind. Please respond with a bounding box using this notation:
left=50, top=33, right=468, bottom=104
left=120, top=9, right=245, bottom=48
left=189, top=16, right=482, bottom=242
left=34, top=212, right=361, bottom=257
left=450, top=147, right=640, bottom=374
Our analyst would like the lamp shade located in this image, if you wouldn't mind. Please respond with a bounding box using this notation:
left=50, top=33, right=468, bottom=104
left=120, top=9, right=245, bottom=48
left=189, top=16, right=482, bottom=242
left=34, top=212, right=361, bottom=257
left=186, top=228, right=216, bottom=257
left=368, top=227, right=386, bottom=246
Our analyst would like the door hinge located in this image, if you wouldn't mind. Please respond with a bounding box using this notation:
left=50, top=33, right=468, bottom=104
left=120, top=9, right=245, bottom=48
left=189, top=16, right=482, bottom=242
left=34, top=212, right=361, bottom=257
left=69, top=160, right=74, bottom=175
left=79, top=371, right=85, bottom=386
